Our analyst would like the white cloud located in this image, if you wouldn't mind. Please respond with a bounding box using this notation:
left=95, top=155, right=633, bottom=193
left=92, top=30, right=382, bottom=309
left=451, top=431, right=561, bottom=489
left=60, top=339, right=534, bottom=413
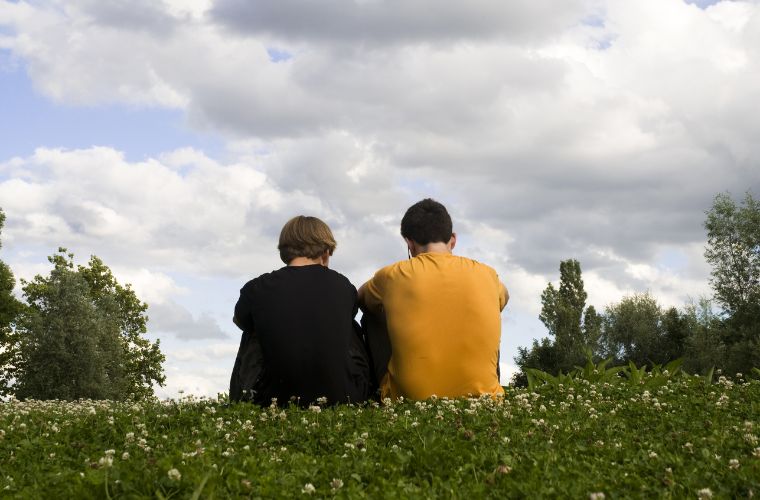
left=2, top=0, right=758, bottom=396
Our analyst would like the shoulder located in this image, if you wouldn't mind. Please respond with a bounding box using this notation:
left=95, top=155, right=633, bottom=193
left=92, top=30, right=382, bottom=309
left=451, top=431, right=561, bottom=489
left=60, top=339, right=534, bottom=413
left=455, top=256, right=500, bottom=278
left=323, top=267, right=357, bottom=291
left=240, top=269, right=281, bottom=293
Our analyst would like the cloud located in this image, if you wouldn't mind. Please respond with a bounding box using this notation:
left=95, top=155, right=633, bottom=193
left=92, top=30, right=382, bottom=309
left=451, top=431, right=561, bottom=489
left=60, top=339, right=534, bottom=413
left=2, top=0, right=760, bottom=396
left=148, top=300, right=228, bottom=341
left=211, top=0, right=591, bottom=44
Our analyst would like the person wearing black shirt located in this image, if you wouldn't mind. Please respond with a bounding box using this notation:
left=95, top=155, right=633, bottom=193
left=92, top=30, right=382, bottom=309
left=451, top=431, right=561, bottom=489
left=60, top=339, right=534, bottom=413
left=230, top=215, right=372, bottom=406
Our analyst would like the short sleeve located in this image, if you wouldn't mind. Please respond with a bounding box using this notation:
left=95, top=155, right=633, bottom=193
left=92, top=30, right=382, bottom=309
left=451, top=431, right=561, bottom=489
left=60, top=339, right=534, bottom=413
left=234, top=283, right=256, bottom=332
left=362, top=267, right=388, bottom=315
left=499, top=282, right=509, bottom=311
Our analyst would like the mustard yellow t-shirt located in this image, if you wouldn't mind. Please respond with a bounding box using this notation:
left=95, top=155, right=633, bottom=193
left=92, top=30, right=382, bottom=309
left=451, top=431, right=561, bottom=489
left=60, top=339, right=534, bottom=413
left=363, top=252, right=508, bottom=400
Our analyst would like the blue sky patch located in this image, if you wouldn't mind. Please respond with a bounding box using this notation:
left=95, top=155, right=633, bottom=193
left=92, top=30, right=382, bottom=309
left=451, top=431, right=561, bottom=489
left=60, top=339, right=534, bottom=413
left=0, top=67, right=223, bottom=162
left=267, top=47, right=293, bottom=63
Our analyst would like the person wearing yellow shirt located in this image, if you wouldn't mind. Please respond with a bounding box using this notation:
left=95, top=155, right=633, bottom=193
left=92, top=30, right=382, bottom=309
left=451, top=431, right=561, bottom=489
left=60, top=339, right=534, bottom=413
left=358, top=198, right=509, bottom=400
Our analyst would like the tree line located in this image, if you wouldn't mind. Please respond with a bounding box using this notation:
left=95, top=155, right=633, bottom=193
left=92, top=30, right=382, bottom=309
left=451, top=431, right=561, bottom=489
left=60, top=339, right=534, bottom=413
left=1, top=191, right=757, bottom=399
left=514, top=191, right=760, bottom=385
left=0, top=209, right=165, bottom=400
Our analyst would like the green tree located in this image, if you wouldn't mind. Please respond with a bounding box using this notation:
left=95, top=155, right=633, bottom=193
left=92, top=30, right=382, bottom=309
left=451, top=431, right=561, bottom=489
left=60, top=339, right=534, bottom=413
left=538, top=259, right=597, bottom=370
left=704, top=191, right=760, bottom=374
left=682, top=298, right=724, bottom=375
left=600, top=292, right=666, bottom=366
left=0, top=209, right=25, bottom=396
left=704, top=191, right=760, bottom=318
left=11, top=249, right=165, bottom=400
left=514, top=259, right=599, bottom=383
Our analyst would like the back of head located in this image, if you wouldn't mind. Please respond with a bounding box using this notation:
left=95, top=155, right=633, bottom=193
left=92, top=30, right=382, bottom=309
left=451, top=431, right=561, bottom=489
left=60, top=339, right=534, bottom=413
left=400, top=198, right=453, bottom=245
left=278, top=216, right=337, bottom=264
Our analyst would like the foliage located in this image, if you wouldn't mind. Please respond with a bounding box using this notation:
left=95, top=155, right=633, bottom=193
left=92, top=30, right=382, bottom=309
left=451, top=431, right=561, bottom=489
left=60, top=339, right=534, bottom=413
left=704, top=192, right=760, bottom=375
left=0, top=209, right=25, bottom=396
left=599, top=292, right=687, bottom=367
left=516, top=260, right=599, bottom=380
left=0, top=376, right=758, bottom=498
left=704, top=191, right=760, bottom=319
left=6, top=249, right=165, bottom=400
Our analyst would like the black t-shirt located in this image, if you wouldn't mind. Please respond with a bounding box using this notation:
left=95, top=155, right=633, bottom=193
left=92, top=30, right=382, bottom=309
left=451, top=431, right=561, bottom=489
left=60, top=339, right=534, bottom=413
left=234, top=265, right=364, bottom=405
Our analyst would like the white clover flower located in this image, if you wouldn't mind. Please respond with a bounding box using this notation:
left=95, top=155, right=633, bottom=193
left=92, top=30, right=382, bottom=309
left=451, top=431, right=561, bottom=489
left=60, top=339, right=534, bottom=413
left=330, top=478, right=344, bottom=490
left=308, top=406, right=321, bottom=413
left=167, top=468, right=181, bottom=481
left=121, top=452, right=129, bottom=460
left=589, top=493, right=605, bottom=500
left=98, top=456, right=113, bottom=468
left=125, top=432, right=135, bottom=442
left=301, top=483, right=316, bottom=494
left=648, top=451, right=658, bottom=459
left=697, top=488, right=713, bottom=499
left=728, top=459, right=740, bottom=470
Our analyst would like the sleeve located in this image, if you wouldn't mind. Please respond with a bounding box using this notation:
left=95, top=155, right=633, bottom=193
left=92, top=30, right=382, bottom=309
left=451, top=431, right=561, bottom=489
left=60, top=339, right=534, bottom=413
left=362, top=267, right=388, bottom=316
left=234, top=283, right=256, bottom=332
left=499, top=282, right=509, bottom=312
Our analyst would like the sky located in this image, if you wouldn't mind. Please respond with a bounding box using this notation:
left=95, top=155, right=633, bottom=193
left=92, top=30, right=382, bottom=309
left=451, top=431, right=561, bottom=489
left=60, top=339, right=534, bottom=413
left=1, top=0, right=759, bottom=397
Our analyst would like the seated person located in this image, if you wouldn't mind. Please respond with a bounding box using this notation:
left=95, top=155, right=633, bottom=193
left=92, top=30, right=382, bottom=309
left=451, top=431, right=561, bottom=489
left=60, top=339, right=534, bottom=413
left=358, top=198, right=509, bottom=400
left=230, top=215, right=371, bottom=406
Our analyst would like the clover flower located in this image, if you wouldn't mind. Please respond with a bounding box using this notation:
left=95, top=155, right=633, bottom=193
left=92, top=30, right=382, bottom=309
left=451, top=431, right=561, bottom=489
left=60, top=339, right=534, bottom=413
left=728, top=459, right=740, bottom=470
left=589, top=493, right=605, bottom=500
left=301, top=483, right=316, bottom=494
left=697, top=488, right=713, bottom=499
left=330, top=478, right=344, bottom=491
left=167, top=468, right=181, bottom=481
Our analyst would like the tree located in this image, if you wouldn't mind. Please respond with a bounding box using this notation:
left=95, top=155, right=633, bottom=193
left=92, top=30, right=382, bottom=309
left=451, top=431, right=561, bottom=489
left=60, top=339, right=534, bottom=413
left=0, top=209, right=25, bottom=395
left=514, top=259, right=599, bottom=382
left=539, top=259, right=598, bottom=370
left=10, top=249, right=165, bottom=400
left=704, top=191, right=760, bottom=319
left=599, top=292, right=667, bottom=366
left=704, top=191, right=760, bottom=374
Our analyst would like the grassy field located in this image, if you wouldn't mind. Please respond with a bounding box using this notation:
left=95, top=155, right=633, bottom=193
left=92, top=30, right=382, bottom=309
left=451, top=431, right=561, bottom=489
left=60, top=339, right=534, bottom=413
left=1, top=371, right=759, bottom=499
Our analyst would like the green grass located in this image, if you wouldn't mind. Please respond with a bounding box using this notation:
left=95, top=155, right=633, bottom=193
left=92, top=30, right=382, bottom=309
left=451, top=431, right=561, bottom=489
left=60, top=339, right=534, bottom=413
left=1, top=374, right=759, bottom=499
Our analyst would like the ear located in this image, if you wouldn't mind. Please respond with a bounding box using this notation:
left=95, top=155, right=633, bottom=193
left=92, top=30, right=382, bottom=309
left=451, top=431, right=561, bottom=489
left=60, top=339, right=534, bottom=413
left=320, top=250, right=331, bottom=267
left=404, top=237, right=415, bottom=253
left=449, top=232, right=457, bottom=251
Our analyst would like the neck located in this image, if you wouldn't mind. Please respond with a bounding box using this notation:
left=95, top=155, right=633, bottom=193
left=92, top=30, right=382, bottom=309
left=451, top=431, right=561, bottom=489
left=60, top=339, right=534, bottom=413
left=288, top=256, right=324, bottom=267
left=412, top=242, right=451, bottom=257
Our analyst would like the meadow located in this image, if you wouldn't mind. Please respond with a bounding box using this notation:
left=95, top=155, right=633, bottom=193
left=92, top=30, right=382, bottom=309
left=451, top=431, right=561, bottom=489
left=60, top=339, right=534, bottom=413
left=1, top=368, right=758, bottom=499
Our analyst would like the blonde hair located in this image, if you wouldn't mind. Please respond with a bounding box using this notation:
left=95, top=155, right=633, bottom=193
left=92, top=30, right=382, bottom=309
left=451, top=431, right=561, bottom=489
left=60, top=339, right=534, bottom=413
left=278, top=216, right=337, bottom=264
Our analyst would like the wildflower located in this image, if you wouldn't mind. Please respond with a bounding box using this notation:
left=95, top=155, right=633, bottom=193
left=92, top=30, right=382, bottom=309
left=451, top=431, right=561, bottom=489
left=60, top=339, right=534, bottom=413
left=122, top=452, right=130, bottom=460
left=125, top=432, right=135, bottom=442
left=589, top=493, right=605, bottom=500
left=302, top=483, right=316, bottom=494
left=697, top=488, right=713, bottom=499
left=753, top=447, right=760, bottom=458
left=104, top=450, right=115, bottom=457
left=316, top=396, right=328, bottom=405
left=308, top=405, right=321, bottom=413
left=729, top=459, right=740, bottom=470
left=648, top=451, right=658, bottom=459
left=330, top=478, right=344, bottom=490
left=98, top=456, right=113, bottom=468
left=167, top=468, right=181, bottom=481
